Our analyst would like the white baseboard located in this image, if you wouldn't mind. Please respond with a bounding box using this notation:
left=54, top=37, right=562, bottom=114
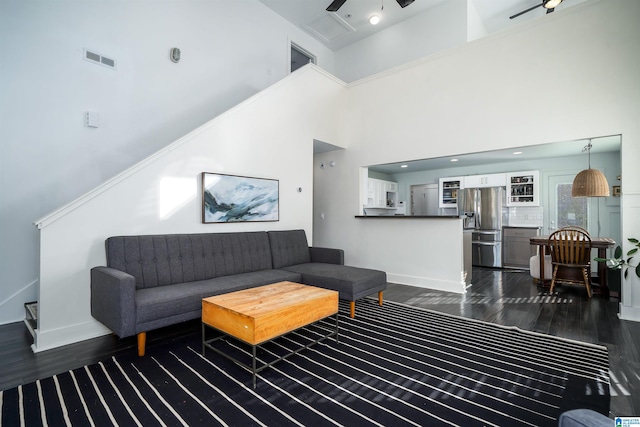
left=387, top=273, right=466, bottom=294
left=618, top=303, right=640, bottom=322
left=33, top=320, right=112, bottom=353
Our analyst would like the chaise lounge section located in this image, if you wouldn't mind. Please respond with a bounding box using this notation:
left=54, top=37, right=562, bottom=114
left=268, top=230, right=387, bottom=318
left=91, top=229, right=386, bottom=356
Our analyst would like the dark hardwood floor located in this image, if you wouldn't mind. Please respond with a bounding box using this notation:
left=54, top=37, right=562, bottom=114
left=1, top=267, right=638, bottom=418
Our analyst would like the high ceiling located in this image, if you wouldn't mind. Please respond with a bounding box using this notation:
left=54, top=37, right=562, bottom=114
left=260, top=0, right=588, bottom=51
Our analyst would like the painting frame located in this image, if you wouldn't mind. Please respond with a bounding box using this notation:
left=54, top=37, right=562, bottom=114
left=201, top=172, right=279, bottom=224
left=613, top=185, right=621, bottom=197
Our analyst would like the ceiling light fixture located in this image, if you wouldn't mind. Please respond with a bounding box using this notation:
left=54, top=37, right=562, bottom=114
left=369, top=15, right=380, bottom=25
left=571, top=140, right=610, bottom=197
left=543, top=0, right=563, bottom=9
left=513, top=151, right=523, bottom=155
left=450, top=159, right=459, bottom=162
left=401, top=164, right=408, bottom=168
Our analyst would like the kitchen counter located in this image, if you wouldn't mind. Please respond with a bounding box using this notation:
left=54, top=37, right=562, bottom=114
left=502, top=226, right=540, bottom=269
left=350, top=215, right=468, bottom=293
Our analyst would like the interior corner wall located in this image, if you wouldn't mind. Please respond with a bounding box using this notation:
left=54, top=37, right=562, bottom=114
left=333, top=0, right=468, bottom=83
left=466, top=0, right=488, bottom=41
left=34, top=67, right=347, bottom=352
left=0, top=0, right=334, bottom=325
left=314, top=0, right=640, bottom=316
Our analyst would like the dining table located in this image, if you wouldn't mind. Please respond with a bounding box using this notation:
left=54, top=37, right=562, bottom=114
left=530, top=235, right=616, bottom=296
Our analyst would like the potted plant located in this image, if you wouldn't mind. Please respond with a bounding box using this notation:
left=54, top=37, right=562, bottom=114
left=595, top=238, right=640, bottom=280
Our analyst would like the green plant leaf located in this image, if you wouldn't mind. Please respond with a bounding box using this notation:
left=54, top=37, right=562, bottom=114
left=628, top=248, right=638, bottom=256
left=628, top=238, right=639, bottom=244
left=624, top=269, right=629, bottom=279
left=636, top=263, right=640, bottom=279
left=614, top=246, right=623, bottom=258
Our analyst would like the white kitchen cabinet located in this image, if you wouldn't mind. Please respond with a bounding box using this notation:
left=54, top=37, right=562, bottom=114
left=365, top=178, right=398, bottom=208
left=463, top=173, right=506, bottom=188
left=506, top=170, right=540, bottom=206
left=439, top=176, right=463, bottom=208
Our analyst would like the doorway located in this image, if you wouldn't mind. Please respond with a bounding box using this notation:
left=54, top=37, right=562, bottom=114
left=290, top=42, right=316, bottom=73
left=410, top=184, right=439, bottom=216
left=547, top=173, right=588, bottom=234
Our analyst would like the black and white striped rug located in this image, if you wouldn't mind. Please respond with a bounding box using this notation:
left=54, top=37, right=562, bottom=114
left=0, top=300, right=610, bottom=426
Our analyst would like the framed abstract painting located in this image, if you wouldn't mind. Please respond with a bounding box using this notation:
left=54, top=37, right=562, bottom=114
left=201, top=172, right=279, bottom=223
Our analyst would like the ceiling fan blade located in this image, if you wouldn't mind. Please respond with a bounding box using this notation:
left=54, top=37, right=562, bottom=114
left=396, top=0, right=415, bottom=8
left=326, top=0, right=347, bottom=12
left=509, top=2, right=544, bottom=19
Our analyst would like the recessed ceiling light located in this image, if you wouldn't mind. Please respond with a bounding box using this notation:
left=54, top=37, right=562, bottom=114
left=450, top=158, right=458, bottom=162
left=369, top=15, right=380, bottom=25
left=400, top=164, right=408, bottom=168
left=513, top=151, right=523, bottom=155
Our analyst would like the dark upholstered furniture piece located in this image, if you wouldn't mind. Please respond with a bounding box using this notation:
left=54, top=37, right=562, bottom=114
left=91, top=230, right=386, bottom=356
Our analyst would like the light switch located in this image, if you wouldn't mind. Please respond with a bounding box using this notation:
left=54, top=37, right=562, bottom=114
left=85, top=111, right=99, bottom=128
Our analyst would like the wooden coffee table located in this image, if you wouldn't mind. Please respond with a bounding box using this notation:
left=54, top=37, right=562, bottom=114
left=201, top=281, right=339, bottom=388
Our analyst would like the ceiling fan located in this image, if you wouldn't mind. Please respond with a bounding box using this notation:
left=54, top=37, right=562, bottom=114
left=509, top=0, right=563, bottom=19
left=326, top=0, right=415, bottom=13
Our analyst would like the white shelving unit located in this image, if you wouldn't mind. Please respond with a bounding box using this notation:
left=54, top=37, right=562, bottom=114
left=506, top=170, right=539, bottom=206
left=439, top=176, right=463, bottom=208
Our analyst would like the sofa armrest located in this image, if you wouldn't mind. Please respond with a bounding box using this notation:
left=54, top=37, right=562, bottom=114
left=309, top=247, right=344, bottom=265
left=90, top=266, right=137, bottom=338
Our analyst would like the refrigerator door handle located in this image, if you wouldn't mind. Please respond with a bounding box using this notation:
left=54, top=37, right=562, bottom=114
left=473, top=241, right=501, bottom=246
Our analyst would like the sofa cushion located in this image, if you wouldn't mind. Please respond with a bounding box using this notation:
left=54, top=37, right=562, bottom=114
left=283, top=263, right=386, bottom=301
left=106, top=231, right=273, bottom=289
left=135, top=269, right=301, bottom=326
left=268, top=230, right=311, bottom=269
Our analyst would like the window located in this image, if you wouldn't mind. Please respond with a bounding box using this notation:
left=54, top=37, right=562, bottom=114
left=556, top=183, right=588, bottom=229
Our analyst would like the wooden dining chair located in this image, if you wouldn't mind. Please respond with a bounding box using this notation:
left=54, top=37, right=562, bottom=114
left=559, top=225, right=590, bottom=236
left=548, top=228, right=593, bottom=297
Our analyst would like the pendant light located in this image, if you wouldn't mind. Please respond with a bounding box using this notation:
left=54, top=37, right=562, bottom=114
left=571, top=140, right=610, bottom=197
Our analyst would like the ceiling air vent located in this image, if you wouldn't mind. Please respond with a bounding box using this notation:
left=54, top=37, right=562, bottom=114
left=83, top=48, right=116, bottom=70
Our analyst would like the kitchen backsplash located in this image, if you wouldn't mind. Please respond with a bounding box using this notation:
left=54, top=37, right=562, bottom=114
left=507, top=206, right=543, bottom=227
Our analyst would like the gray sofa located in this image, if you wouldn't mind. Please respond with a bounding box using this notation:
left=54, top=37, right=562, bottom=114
left=91, top=229, right=386, bottom=356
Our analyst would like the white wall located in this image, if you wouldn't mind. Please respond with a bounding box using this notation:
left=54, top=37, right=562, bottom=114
left=467, top=0, right=488, bottom=42
left=0, top=0, right=334, bottom=325
left=314, top=0, right=640, bottom=319
left=333, top=0, right=469, bottom=82
left=34, top=66, right=347, bottom=351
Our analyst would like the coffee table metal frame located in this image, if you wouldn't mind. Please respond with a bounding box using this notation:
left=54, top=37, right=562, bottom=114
left=202, top=312, right=338, bottom=388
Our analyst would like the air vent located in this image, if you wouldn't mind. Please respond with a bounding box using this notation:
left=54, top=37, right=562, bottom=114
left=303, top=13, right=355, bottom=44
left=83, top=48, right=116, bottom=70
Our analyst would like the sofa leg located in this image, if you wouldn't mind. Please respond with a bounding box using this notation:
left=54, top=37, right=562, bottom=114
left=378, top=291, right=384, bottom=306
left=350, top=301, right=355, bottom=318
left=137, top=332, right=146, bottom=357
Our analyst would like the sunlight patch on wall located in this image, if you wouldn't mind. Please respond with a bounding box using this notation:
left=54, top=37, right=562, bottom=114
left=159, top=177, right=196, bottom=219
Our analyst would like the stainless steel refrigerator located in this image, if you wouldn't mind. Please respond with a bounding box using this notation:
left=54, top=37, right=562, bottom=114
left=458, top=187, right=505, bottom=268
